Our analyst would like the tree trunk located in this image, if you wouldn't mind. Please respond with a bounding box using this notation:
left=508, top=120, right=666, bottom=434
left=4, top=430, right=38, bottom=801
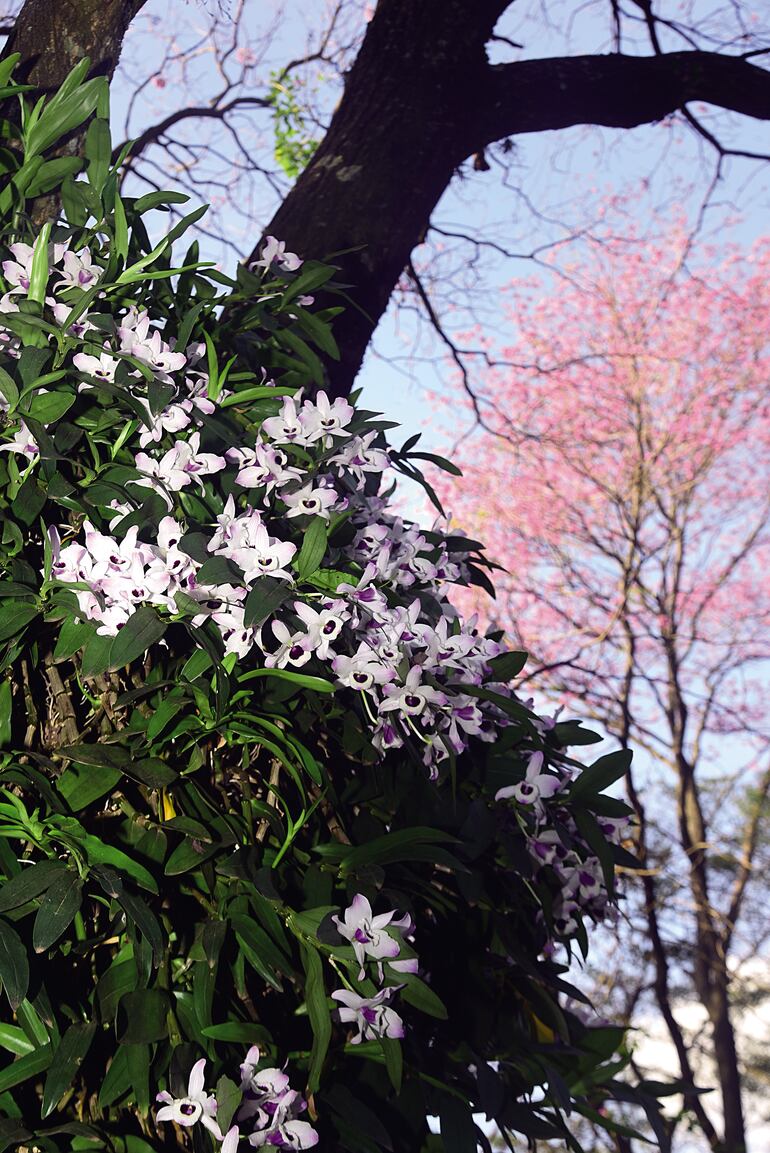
left=2, top=0, right=146, bottom=89
left=251, top=0, right=508, bottom=397
left=1, top=0, right=147, bottom=223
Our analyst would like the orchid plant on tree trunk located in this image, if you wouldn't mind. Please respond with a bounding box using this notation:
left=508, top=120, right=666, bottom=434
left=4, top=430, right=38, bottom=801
left=0, top=58, right=668, bottom=1153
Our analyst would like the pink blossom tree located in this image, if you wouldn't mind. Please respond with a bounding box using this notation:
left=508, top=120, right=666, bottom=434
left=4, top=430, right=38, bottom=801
left=435, top=223, right=770, bottom=1152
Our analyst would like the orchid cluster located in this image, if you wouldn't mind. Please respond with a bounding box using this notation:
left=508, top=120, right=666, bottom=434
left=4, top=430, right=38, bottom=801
left=0, top=63, right=650, bottom=1153
left=331, top=892, right=417, bottom=1041
left=0, top=231, right=624, bottom=944
left=156, top=1053, right=317, bottom=1150
left=495, top=748, right=633, bottom=935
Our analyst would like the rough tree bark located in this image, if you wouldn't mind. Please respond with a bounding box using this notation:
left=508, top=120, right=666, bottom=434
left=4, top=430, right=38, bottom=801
left=1, top=0, right=146, bottom=89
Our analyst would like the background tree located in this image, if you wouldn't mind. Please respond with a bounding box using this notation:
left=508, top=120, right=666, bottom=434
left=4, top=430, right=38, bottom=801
left=434, top=218, right=770, bottom=1152
left=1, top=0, right=770, bottom=398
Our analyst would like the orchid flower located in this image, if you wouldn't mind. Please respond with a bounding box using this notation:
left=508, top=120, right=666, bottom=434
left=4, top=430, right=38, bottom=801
left=155, top=1058, right=222, bottom=1137
left=332, top=893, right=402, bottom=979
left=251, top=236, right=303, bottom=273
left=331, top=987, right=404, bottom=1043
left=495, top=751, right=563, bottom=812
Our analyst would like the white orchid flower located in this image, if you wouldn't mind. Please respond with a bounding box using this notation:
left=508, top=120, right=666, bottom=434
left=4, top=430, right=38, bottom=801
left=332, top=893, right=401, bottom=979
left=155, top=1058, right=222, bottom=1137
left=331, top=987, right=404, bottom=1043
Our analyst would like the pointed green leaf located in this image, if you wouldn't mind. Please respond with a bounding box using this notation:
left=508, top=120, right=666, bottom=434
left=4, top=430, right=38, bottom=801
left=32, top=870, right=83, bottom=952
left=41, top=1020, right=96, bottom=1117
left=300, top=943, right=331, bottom=1094
left=0, top=919, right=29, bottom=1009
left=0, top=859, right=68, bottom=912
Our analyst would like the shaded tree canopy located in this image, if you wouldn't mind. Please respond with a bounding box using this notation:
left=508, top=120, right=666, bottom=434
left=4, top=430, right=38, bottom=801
left=2, top=0, right=770, bottom=394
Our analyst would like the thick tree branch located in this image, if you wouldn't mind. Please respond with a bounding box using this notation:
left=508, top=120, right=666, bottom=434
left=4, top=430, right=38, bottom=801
left=480, top=51, right=770, bottom=143
left=253, top=31, right=770, bottom=398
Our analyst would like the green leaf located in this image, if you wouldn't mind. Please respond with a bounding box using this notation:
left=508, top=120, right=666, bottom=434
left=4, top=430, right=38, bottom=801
left=238, top=668, right=335, bottom=694
left=279, top=328, right=325, bottom=385
left=553, top=720, right=603, bottom=747
left=133, top=190, right=189, bottom=213
left=117, top=989, right=169, bottom=1043
left=243, top=577, right=291, bottom=628
left=79, top=832, right=158, bottom=894
left=118, top=891, right=164, bottom=967
left=331, top=827, right=460, bottom=876
left=0, top=681, right=10, bottom=748
left=403, top=449, right=462, bottom=476
left=438, top=1095, right=477, bottom=1153
left=219, top=385, right=295, bottom=408
left=0, top=603, right=39, bottom=643
left=52, top=618, right=95, bottom=662
left=379, top=1037, right=402, bottom=1094
left=0, top=859, right=68, bottom=912
left=125, top=1041, right=151, bottom=1116
left=26, top=222, right=52, bottom=307
left=113, top=189, right=129, bottom=262
left=24, top=156, right=83, bottom=197
left=0, top=1024, right=34, bottom=1056
left=398, top=973, right=448, bottom=1019
left=15, top=997, right=49, bottom=1045
left=201, top=1022, right=272, bottom=1044
left=231, top=913, right=291, bottom=978
left=109, top=605, right=167, bottom=670
left=293, top=307, right=340, bottom=360
left=97, top=958, right=137, bottom=1024
left=0, top=919, right=29, bottom=1009
left=10, top=476, right=46, bottom=525
left=324, top=1085, right=394, bottom=1153
left=0, top=367, right=19, bottom=410
left=487, top=650, right=528, bottom=681
left=570, top=749, right=632, bottom=802
left=306, top=569, right=356, bottom=593
left=0, top=1043, right=52, bottom=1094
left=26, top=75, right=107, bottom=158
left=85, top=117, right=111, bottom=194
left=98, top=1045, right=131, bottom=1108
left=301, top=943, right=331, bottom=1094
left=24, top=390, right=75, bottom=425
left=164, top=838, right=218, bottom=876
left=0, top=53, right=21, bottom=88
left=215, top=1075, right=241, bottom=1134
left=196, top=556, right=243, bottom=586
left=80, top=606, right=166, bottom=677
left=295, top=517, right=328, bottom=580
left=32, top=869, right=83, bottom=952
left=57, top=762, right=122, bottom=810
left=281, top=262, right=336, bottom=307
left=573, top=809, right=616, bottom=899
left=41, top=1020, right=96, bottom=1117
